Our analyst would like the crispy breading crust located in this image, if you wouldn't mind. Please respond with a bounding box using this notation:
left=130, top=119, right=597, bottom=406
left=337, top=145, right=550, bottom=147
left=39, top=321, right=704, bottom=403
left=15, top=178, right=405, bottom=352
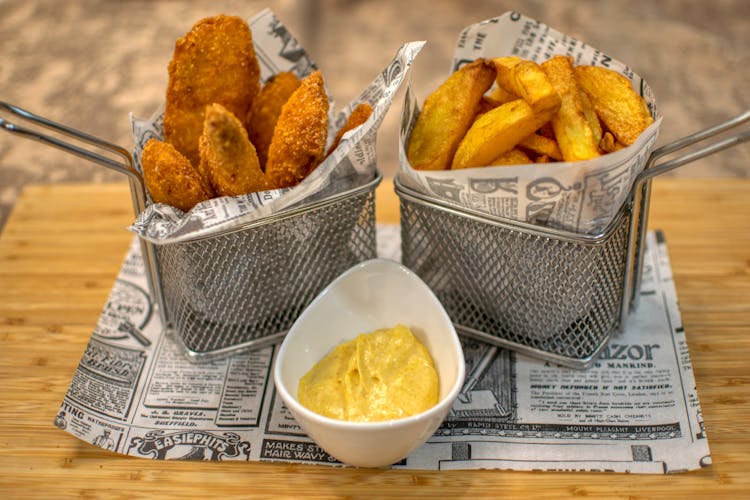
left=246, top=71, right=301, bottom=170
left=199, top=103, right=268, bottom=196
left=164, top=15, right=261, bottom=167
left=327, top=102, right=373, bottom=155
left=141, top=139, right=213, bottom=211
left=265, top=71, right=329, bottom=188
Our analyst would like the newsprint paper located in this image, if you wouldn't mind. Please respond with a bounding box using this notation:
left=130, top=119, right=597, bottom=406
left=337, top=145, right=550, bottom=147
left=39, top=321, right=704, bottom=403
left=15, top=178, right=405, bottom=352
left=55, top=227, right=710, bottom=473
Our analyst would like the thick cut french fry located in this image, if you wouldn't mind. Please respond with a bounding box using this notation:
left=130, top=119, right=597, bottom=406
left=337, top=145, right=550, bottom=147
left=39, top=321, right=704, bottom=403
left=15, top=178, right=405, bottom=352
left=475, top=96, right=500, bottom=117
left=541, top=56, right=600, bottom=161
left=579, top=90, right=603, bottom=145
left=451, top=99, right=555, bottom=169
left=574, top=65, right=654, bottom=146
left=493, top=56, right=522, bottom=93
left=494, top=57, right=560, bottom=114
left=490, top=148, right=531, bottom=166
left=538, top=122, right=556, bottom=140
left=512, top=60, right=562, bottom=113
left=486, top=84, right=517, bottom=105
left=407, top=59, right=496, bottom=170
left=518, top=133, right=562, bottom=161
left=599, top=131, right=626, bottom=153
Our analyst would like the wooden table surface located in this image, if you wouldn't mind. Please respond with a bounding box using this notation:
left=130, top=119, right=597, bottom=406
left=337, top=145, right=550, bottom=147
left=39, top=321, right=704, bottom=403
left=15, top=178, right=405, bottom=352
left=1, top=178, right=748, bottom=498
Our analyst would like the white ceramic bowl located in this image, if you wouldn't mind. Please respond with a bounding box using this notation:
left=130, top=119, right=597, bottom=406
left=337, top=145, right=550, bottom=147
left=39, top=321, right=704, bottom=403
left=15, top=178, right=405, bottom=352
left=273, top=258, right=465, bottom=468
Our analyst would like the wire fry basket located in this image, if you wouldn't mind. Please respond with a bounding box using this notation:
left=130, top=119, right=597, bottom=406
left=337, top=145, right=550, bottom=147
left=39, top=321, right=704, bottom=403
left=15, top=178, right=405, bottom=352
left=0, top=101, right=380, bottom=361
left=154, top=176, right=379, bottom=359
left=397, top=111, right=750, bottom=368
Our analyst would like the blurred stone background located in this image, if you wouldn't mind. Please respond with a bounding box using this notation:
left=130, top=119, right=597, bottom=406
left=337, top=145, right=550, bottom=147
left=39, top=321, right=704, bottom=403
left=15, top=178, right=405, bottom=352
left=1, top=0, right=748, bottom=229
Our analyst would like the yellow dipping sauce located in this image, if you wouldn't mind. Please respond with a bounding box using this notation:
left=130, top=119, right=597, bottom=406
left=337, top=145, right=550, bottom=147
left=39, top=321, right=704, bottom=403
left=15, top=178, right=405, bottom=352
left=298, top=324, right=439, bottom=422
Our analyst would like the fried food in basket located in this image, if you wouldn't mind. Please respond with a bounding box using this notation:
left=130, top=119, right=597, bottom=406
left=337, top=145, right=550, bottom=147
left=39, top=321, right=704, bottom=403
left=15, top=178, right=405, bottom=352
left=246, top=71, right=302, bottom=169
left=406, top=54, right=654, bottom=170
left=407, top=59, right=496, bottom=170
left=494, top=58, right=561, bottom=114
left=164, top=15, right=261, bottom=167
left=574, top=65, right=654, bottom=146
left=199, top=103, right=269, bottom=196
left=144, top=14, right=352, bottom=210
left=453, top=99, right=557, bottom=169
left=541, top=55, right=601, bottom=162
left=490, top=148, right=532, bottom=166
left=518, top=133, right=562, bottom=161
left=266, top=71, right=330, bottom=188
left=141, top=139, right=213, bottom=211
left=328, top=102, right=373, bottom=155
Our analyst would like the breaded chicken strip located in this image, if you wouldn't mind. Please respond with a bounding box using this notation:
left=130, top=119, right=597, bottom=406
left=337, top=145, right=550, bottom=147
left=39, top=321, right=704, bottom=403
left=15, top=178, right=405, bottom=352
left=327, top=102, right=373, bottom=155
left=246, top=71, right=301, bottom=169
left=141, top=139, right=213, bottom=211
left=164, top=15, right=261, bottom=167
left=266, top=71, right=329, bottom=188
left=199, top=103, right=268, bottom=196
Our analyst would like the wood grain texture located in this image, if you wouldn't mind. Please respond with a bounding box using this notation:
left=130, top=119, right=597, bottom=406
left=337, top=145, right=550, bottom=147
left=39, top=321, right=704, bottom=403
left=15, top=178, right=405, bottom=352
left=0, top=179, right=748, bottom=498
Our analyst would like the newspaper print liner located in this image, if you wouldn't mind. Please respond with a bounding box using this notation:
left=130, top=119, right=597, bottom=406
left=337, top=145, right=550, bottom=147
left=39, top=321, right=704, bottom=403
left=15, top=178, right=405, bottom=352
left=397, top=12, right=663, bottom=235
left=128, top=8, right=424, bottom=244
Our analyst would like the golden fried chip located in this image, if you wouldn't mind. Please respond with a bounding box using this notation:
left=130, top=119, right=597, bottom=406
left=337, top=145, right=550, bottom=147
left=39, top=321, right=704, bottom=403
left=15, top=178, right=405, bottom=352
left=518, top=133, right=562, bottom=161
left=141, top=139, right=213, bottom=211
left=164, top=15, right=261, bottom=167
left=578, top=90, right=603, bottom=145
left=574, top=65, right=654, bottom=146
left=452, top=99, right=556, bottom=169
left=493, top=56, right=522, bottom=94
left=266, top=71, right=330, bottom=188
left=535, top=154, right=552, bottom=163
left=486, top=85, right=517, bottom=105
left=475, top=96, right=500, bottom=117
left=511, top=60, right=561, bottom=114
left=406, top=59, right=496, bottom=170
left=199, top=103, right=268, bottom=197
left=490, top=148, right=532, bottom=166
left=327, top=102, right=373, bottom=155
left=541, top=56, right=600, bottom=161
left=599, top=131, right=626, bottom=153
left=247, top=71, right=301, bottom=169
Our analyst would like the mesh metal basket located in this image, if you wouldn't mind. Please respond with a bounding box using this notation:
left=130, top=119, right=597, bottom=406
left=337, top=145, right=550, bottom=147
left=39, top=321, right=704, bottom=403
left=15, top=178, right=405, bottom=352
left=396, top=111, right=750, bottom=369
left=154, top=175, right=380, bottom=359
left=0, top=101, right=380, bottom=362
left=396, top=178, right=634, bottom=368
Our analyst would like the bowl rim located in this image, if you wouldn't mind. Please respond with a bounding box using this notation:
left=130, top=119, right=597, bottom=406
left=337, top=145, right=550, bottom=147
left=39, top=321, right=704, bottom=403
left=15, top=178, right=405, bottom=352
left=273, top=257, right=466, bottom=430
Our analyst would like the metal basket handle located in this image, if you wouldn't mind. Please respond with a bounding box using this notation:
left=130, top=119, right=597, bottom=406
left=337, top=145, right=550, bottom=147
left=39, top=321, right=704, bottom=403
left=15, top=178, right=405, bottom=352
left=0, top=101, right=148, bottom=215
left=638, top=109, right=750, bottom=183
left=625, top=109, right=750, bottom=316
left=0, top=101, right=164, bottom=315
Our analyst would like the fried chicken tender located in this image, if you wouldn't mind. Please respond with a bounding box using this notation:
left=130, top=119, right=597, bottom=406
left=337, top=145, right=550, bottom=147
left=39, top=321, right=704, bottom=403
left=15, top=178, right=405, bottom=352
left=164, top=15, right=261, bottom=167
left=246, top=71, right=301, bottom=169
left=266, top=71, right=330, bottom=188
left=327, top=102, right=373, bottom=155
left=141, top=139, right=213, bottom=211
left=199, top=103, right=268, bottom=196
